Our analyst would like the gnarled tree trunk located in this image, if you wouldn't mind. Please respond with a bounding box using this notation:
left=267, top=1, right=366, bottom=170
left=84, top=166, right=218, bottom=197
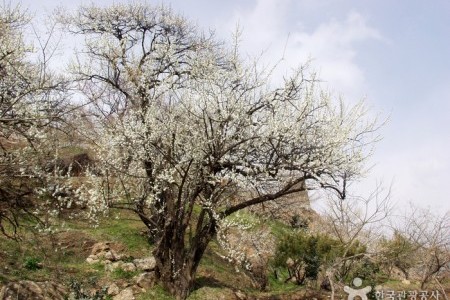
left=152, top=209, right=216, bottom=300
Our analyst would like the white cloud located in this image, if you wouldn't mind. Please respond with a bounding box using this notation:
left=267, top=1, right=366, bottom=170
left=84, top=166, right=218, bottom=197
left=288, top=12, right=382, bottom=95
left=228, top=0, right=292, bottom=47
left=226, top=1, right=382, bottom=100
left=371, top=142, right=450, bottom=213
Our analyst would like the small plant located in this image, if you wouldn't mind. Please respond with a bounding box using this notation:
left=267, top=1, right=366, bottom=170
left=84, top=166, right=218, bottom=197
left=290, top=214, right=308, bottom=229
left=121, top=255, right=135, bottom=263
left=112, top=267, right=138, bottom=280
left=23, top=257, right=42, bottom=271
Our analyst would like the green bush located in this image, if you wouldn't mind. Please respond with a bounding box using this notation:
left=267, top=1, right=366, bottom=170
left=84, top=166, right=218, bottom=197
left=23, top=257, right=42, bottom=271
left=273, top=232, right=370, bottom=286
left=290, top=214, right=309, bottom=229
left=379, top=231, right=416, bottom=278
left=273, top=233, right=335, bottom=285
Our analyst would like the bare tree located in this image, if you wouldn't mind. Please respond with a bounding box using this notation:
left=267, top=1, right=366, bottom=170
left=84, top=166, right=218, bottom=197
left=316, top=182, right=393, bottom=299
left=60, top=3, right=382, bottom=299
left=395, top=206, right=450, bottom=289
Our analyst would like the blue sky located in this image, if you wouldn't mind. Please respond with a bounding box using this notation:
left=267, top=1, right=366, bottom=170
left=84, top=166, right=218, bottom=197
left=19, top=0, right=450, bottom=212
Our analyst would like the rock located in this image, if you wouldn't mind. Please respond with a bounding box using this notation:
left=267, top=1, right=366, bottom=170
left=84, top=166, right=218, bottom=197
left=117, top=281, right=131, bottom=289
left=90, top=242, right=121, bottom=260
left=107, top=283, right=120, bottom=296
left=89, top=242, right=124, bottom=263
left=135, top=272, right=156, bottom=289
left=122, top=262, right=136, bottom=272
left=88, top=254, right=99, bottom=260
left=86, top=255, right=99, bottom=264
left=104, top=250, right=118, bottom=261
left=103, top=259, right=112, bottom=265
left=0, top=280, right=67, bottom=300
left=91, top=242, right=111, bottom=256
left=235, top=290, right=247, bottom=300
left=133, top=257, right=156, bottom=271
left=105, top=261, right=124, bottom=272
left=113, top=287, right=135, bottom=300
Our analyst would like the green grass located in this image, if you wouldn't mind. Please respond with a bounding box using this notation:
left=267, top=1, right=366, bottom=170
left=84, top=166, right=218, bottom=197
left=0, top=235, right=53, bottom=284
left=198, top=248, right=229, bottom=275
left=188, top=286, right=235, bottom=300
left=268, top=218, right=294, bottom=239
left=0, top=209, right=153, bottom=287
left=138, top=285, right=175, bottom=300
left=111, top=267, right=139, bottom=280
left=67, top=210, right=154, bottom=256
left=266, top=271, right=304, bottom=294
left=0, top=208, right=346, bottom=300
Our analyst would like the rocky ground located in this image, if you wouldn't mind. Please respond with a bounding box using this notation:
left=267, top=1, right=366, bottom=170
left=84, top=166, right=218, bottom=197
left=0, top=208, right=448, bottom=300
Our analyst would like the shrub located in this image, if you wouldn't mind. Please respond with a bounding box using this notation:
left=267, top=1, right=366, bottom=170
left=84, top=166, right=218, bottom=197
left=23, top=257, right=42, bottom=271
left=274, top=233, right=331, bottom=285
left=273, top=232, right=371, bottom=286
left=290, top=214, right=309, bottom=229
left=379, top=231, right=416, bottom=279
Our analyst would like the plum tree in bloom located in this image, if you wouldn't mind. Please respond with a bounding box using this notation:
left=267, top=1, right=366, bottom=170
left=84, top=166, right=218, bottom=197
left=61, top=3, right=381, bottom=299
left=0, top=4, right=69, bottom=238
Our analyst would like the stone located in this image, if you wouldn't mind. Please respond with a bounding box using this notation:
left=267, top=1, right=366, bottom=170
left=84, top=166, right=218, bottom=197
left=89, top=242, right=124, bottom=263
left=104, top=250, right=119, bottom=261
left=88, top=254, right=99, bottom=260
left=235, top=290, right=247, bottom=300
left=133, top=257, right=156, bottom=271
left=105, top=261, right=123, bottom=272
left=107, top=283, right=120, bottom=296
left=122, top=262, right=137, bottom=272
left=86, top=256, right=99, bottom=264
left=113, top=287, right=135, bottom=300
left=91, top=242, right=111, bottom=256
left=135, top=272, right=156, bottom=289
left=0, top=280, right=67, bottom=300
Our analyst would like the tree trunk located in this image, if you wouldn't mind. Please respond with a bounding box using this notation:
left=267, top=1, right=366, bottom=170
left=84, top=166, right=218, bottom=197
left=154, top=244, right=197, bottom=300
left=152, top=215, right=215, bottom=300
left=157, top=262, right=193, bottom=300
left=326, top=270, right=335, bottom=300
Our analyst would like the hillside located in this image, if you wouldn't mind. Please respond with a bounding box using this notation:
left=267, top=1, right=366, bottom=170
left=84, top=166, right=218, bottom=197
left=0, top=209, right=318, bottom=299
left=1, top=205, right=448, bottom=300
